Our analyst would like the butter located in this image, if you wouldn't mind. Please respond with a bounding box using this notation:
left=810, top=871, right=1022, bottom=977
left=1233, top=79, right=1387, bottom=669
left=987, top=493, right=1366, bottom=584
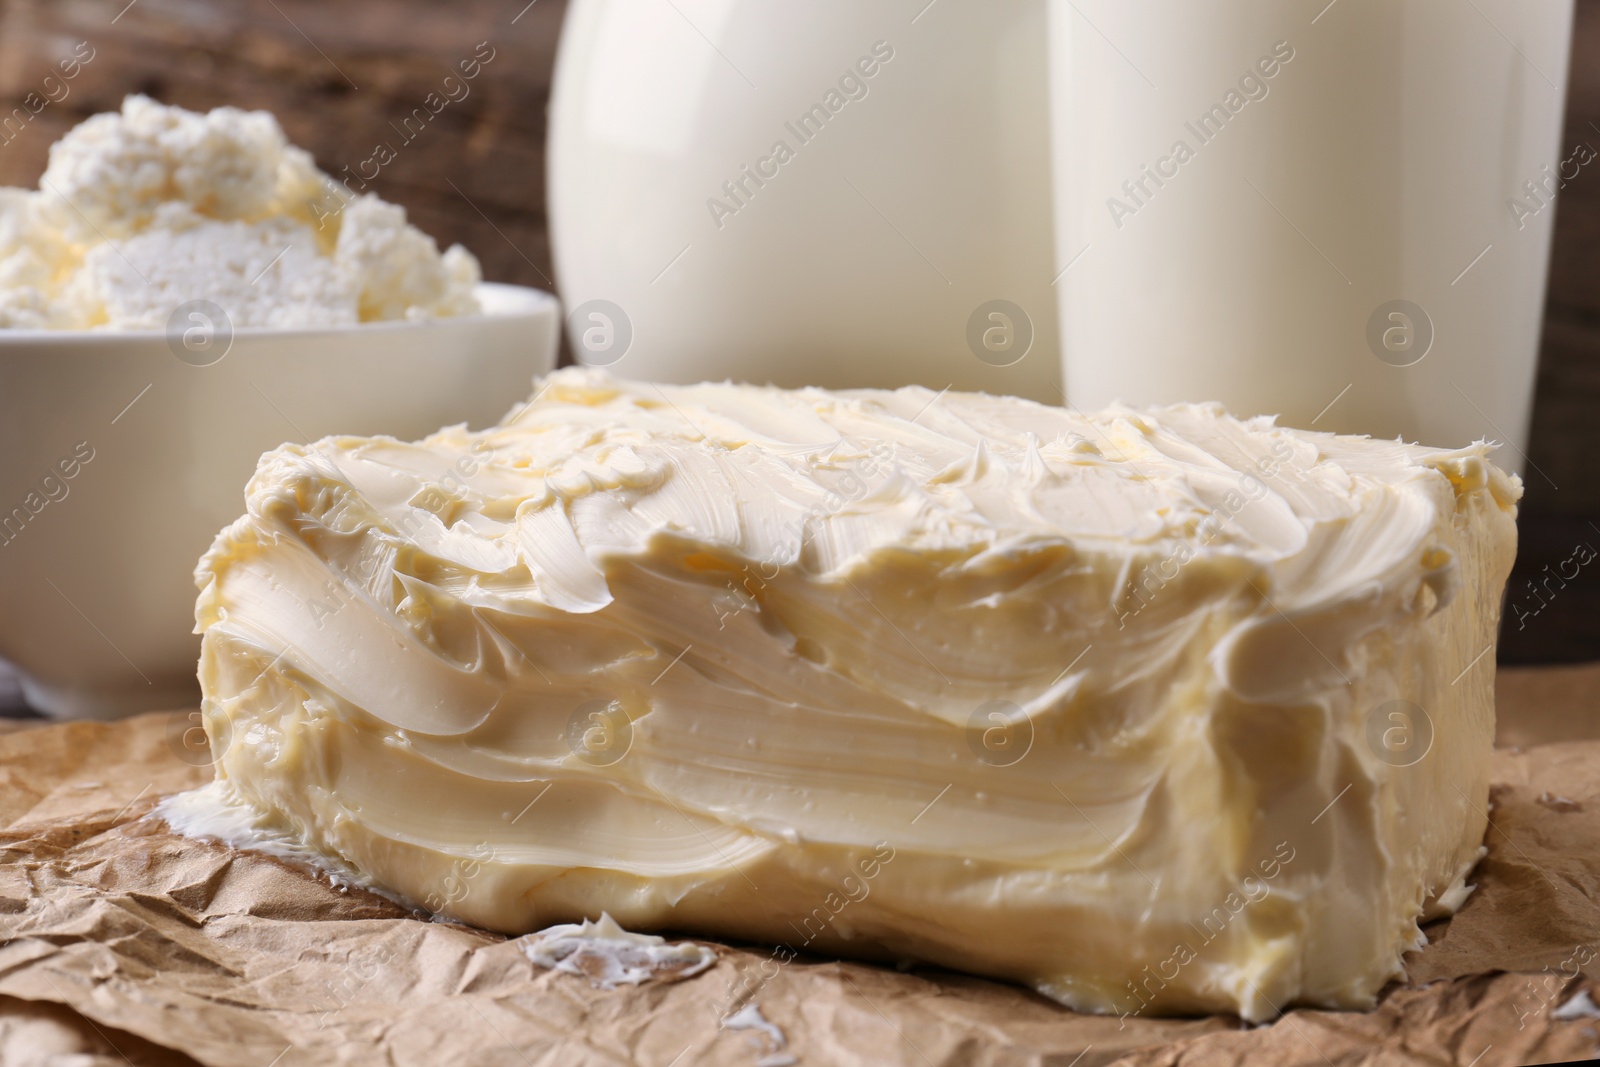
left=187, top=369, right=1519, bottom=1021
left=520, top=913, right=717, bottom=987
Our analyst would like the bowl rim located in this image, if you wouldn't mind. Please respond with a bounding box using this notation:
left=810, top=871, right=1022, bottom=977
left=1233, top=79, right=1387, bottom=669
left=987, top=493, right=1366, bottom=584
left=0, top=281, right=559, bottom=347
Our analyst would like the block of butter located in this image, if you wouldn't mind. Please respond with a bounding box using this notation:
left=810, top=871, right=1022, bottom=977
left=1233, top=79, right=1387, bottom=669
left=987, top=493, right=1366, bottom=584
left=185, top=369, right=1519, bottom=1021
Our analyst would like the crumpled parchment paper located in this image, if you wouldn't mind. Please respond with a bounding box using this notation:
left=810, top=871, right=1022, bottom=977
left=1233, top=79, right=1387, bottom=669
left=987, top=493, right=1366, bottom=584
left=1, top=694, right=1597, bottom=1067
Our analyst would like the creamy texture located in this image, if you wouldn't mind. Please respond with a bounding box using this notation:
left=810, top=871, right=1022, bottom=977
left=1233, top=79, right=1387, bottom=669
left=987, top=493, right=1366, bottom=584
left=189, top=369, right=1520, bottom=1021
left=156, top=778, right=401, bottom=901
left=0, top=96, right=479, bottom=329
left=520, top=913, right=717, bottom=987
left=722, top=1003, right=792, bottom=1066
left=1554, top=990, right=1600, bottom=1021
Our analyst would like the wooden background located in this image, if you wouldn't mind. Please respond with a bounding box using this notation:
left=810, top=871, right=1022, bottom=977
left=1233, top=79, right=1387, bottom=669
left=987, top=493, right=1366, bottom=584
left=0, top=0, right=1595, bottom=661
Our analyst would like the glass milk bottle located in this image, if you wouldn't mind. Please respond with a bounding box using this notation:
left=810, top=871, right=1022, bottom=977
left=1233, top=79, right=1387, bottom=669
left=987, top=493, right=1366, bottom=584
left=549, top=0, right=1062, bottom=402
left=1049, top=0, right=1574, bottom=473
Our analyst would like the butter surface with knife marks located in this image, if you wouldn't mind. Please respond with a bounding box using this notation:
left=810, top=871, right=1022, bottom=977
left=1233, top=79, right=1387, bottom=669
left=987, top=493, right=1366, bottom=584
left=170, top=369, right=1519, bottom=1021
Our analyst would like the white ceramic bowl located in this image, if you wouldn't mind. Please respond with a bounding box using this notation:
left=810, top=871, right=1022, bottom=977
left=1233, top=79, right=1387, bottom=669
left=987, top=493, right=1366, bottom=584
left=0, top=282, right=559, bottom=719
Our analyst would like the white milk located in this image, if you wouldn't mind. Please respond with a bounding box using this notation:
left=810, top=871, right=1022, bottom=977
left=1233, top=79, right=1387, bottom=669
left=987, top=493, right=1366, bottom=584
left=548, top=0, right=1062, bottom=402
left=1049, top=0, right=1574, bottom=472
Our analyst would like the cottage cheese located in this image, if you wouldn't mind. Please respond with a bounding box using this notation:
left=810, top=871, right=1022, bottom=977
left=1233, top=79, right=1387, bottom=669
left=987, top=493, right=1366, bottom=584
left=0, top=96, right=481, bottom=330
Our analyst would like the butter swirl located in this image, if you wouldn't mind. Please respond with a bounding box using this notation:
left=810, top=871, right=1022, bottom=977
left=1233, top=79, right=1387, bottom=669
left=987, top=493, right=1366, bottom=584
left=187, top=369, right=1519, bottom=1021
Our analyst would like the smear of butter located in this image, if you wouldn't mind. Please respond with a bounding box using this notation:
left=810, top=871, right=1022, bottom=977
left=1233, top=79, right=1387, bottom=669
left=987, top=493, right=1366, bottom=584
left=722, top=1003, right=793, bottom=1065
left=520, top=913, right=716, bottom=987
left=1554, top=989, right=1600, bottom=1021
left=183, top=368, right=1521, bottom=1022
left=155, top=779, right=391, bottom=900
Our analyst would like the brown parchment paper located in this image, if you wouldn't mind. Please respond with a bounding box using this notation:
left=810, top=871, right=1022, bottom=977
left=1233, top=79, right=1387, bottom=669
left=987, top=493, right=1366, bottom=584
left=1, top=669, right=1598, bottom=1067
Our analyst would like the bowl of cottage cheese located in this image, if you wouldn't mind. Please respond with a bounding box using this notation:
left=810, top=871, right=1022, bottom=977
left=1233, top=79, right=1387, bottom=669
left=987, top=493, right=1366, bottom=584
left=0, top=97, right=559, bottom=719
